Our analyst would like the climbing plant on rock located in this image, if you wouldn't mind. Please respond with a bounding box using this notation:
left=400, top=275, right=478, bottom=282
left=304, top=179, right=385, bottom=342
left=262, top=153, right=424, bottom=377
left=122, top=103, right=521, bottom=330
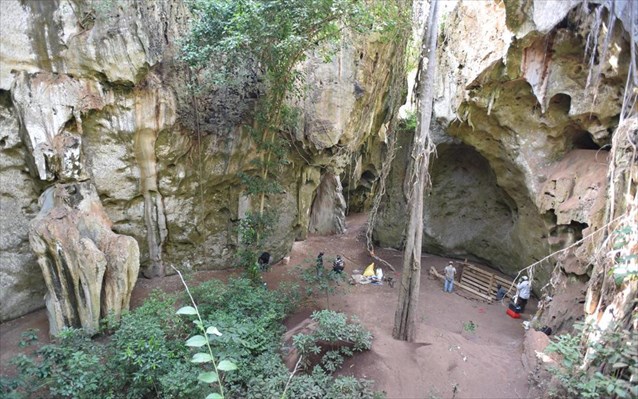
left=182, top=0, right=408, bottom=278
left=183, top=0, right=406, bottom=209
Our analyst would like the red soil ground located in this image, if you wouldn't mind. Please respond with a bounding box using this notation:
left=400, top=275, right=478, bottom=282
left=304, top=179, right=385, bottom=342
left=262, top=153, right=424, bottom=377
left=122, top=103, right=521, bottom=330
left=1, top=213, right=535, bottom=398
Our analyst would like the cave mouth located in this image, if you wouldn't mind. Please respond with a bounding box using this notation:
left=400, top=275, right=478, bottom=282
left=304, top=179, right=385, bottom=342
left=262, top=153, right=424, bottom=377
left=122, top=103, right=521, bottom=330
left=545, top=211, right=589, bottom=248
left=343, top=168, right=378, bottom=214
left=564, top=125, right=601, bottom=150
left=548, top=93, right=572, bottom=115
left=424, top=143, right=519, bottom=267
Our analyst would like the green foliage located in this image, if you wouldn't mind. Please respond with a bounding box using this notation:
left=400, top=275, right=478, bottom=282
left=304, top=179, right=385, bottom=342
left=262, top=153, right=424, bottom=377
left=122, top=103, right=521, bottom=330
left=182, top=0, right=394, bottom=80
left=297, top=256, right=347, bottom=310
left=16, top=329, right=38, bottom=348
left=1, top=328, right=110, bottom=398
left=1, top=279, right=380, bottom=398
left=188, top=278, right=378, bottom=398
left=399, top=110, right=418, bottom=132
left=609, top=224, right=637, bottom=285
left=236, top=211, right=277, bottom=285
left=0, top=292, right=206, bottom=399
left=175, top=269, right=239, bottom=399
left=462, top=321, right=477, bottom=333
left=111, top=295, right=191, bottom=398
left=293, top=310, right=372, bottom=373
left=544, top=322, right=638, bottom=398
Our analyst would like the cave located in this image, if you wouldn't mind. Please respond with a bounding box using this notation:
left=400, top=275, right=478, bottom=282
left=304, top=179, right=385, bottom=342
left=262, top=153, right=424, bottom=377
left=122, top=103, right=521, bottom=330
left=564, top=125, right=601, bottom=150
left=423, top=143, right=519, bottom=266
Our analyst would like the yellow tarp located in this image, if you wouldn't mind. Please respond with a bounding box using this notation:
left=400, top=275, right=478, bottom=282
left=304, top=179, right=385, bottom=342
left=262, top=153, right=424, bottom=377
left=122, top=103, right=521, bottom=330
left=363, top=262, right=375, bottom=277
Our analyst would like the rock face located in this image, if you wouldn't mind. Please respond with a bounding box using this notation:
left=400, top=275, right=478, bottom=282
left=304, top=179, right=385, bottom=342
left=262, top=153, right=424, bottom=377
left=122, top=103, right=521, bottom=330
left=375, top=0, right=633, bottom=287
left=30, top=183, right=139, bottom=335
left=309, top=173, right=347, bottom=235
left=0, top=92, right=43, bottom=321
left=0, top=0, right=407, bottom=321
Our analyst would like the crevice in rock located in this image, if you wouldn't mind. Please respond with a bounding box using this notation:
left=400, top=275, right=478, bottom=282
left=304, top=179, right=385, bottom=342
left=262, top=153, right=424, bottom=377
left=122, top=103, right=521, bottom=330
left=563, top=125, right=601, bottom=150
left=308, top=172, right=346, bottom=235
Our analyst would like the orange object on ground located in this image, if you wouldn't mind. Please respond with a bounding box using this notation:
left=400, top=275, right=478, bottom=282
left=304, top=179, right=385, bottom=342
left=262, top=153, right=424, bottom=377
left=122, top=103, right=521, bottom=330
left=506, top=308, right=521, bottom=318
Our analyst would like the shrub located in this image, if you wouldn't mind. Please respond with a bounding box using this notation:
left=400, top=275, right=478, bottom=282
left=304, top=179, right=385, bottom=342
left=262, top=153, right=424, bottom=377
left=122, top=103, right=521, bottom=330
left=544, top=322, right=637, bottom=398
left=293, top=310, right=372, bottom=372
left=1, top=279, right=381, bottom=398
left=0, top=291, right=201, bottom=399
left=1, top=327, right=112, bottom=398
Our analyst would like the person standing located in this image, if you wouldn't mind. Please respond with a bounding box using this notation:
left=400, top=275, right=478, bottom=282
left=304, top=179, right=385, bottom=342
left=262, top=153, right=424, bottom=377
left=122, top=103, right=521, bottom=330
left=516, top=276, right=531, bottom=312
left=444, top=261, right=457, bottom=292
left=316, top=252, right=325, bottom=277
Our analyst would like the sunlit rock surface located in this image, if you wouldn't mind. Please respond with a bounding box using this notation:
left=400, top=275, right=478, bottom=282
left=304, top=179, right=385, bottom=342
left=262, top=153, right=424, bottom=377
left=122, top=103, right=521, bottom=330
left=374, top=0, right=633, bottom=285
left=0, top=0, right=406, bottom=320
left=30, top=183, right=139, bottom=335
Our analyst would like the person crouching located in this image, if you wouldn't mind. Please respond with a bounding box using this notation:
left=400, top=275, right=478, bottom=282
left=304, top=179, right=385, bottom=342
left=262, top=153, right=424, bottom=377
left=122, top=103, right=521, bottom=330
left=333, top=255, right=345, bottom=273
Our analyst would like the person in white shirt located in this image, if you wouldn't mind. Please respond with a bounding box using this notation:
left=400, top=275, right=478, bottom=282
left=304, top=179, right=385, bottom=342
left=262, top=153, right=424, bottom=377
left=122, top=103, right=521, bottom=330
left=333, top=255, right=345, bottom=273
left=443, top=261, right=457, bottom=293
left=516, top=276, right=531, bottom=312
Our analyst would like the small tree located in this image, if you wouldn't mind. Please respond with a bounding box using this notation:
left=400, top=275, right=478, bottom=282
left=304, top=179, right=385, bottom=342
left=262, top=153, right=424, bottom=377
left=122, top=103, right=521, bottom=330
left=393, top=0, right=441, bottom=342
left=181, top=1, right=408, bottom=249
left=298, top=256, right=346, bottom=310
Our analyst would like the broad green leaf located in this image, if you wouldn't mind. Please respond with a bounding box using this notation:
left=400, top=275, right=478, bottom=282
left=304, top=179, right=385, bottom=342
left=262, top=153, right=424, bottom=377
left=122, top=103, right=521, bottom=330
left=198, top=371, right=219, bottom=384
left=176, top=306, right=198, bottom=315
left=205, top=393, right=223, bottom=399
left=217, top=359, right=238, bottom=371
left=191, top=352, right=213, bottom=363
left=206, top=326, right=223, bottom=336
left=612, top=362, right=628, bottom=369
left=186, top=335, right=208, bottom=347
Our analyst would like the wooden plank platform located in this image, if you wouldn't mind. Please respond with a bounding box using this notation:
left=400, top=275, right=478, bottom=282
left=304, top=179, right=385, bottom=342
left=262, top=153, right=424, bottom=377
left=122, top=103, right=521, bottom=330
left=430, top=262, right=515, bottom=303
left=429, top=267, right=493, bottom=302
left=461, top=264, right=515, bottom=300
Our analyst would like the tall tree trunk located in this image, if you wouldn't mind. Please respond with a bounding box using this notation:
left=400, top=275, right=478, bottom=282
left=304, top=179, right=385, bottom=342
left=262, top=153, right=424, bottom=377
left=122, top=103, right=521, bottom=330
left=393, top=0, right=441, bottom=342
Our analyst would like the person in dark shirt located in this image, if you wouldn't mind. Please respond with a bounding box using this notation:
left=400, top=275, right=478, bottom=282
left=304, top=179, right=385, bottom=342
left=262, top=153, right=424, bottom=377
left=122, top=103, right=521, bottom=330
left=258, top=252, right=271, bottom=271
left=316, top=252, right=324, bottom=277
left=495, top=284, right=507, bottom=300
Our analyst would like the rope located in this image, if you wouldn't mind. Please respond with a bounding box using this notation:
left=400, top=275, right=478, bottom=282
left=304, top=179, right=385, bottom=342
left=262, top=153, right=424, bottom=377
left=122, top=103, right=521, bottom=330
left=506, top=213, right=626, bottom=296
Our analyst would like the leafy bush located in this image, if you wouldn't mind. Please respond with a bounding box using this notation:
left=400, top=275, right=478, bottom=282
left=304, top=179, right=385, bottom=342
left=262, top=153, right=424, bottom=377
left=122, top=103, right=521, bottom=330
left=1, top=327, right=110, bottom=398
left=0, top=291, right=203, bottom=399
left=1, top=279, right=381, bottom=398
left=297, top=259, right=347, bottom=310
left=544, top=322, right=638, bottom=398
left=293, top=310, right=372, bottom=373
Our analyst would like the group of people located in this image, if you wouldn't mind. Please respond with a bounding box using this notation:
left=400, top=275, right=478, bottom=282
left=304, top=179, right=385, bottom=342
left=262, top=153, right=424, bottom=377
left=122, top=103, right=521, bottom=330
left=259, top=251, right=345, bottom=276
left=315, top=252, right=345, bottom=277
left=442, top=260, right=532, bottom=312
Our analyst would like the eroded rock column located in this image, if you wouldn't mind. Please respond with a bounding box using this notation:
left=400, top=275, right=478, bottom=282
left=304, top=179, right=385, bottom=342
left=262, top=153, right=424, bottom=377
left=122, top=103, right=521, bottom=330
left=30, top=183, right=139, bottom=335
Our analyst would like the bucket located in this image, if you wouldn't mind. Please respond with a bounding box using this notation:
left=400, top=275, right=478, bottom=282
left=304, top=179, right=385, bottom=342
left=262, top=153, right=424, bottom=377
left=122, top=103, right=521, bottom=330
left=506, top=308, right=521, bottom=319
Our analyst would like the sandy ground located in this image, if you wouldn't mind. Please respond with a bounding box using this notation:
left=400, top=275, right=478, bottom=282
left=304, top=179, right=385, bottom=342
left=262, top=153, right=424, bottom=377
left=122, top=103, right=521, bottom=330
left=1, top=213, right=535, bottom=398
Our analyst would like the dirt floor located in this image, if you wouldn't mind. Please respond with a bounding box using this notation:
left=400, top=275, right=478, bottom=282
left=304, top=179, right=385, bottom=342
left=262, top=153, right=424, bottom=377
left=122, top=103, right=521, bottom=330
left=1, top=213, right=536, bottom=398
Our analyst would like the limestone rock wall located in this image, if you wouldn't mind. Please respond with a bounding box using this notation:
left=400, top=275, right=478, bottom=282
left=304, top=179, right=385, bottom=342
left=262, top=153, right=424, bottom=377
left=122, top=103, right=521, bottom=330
left=0, top=0, right=407, bottom=321
left=0, top=92, right=43, bottom=321
left=374, top=0, right=634, bottom=288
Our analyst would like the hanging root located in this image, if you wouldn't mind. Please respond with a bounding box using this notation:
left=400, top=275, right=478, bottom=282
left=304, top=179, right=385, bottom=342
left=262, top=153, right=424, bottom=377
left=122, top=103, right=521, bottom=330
left=365, top=128, right=399, bottom=272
